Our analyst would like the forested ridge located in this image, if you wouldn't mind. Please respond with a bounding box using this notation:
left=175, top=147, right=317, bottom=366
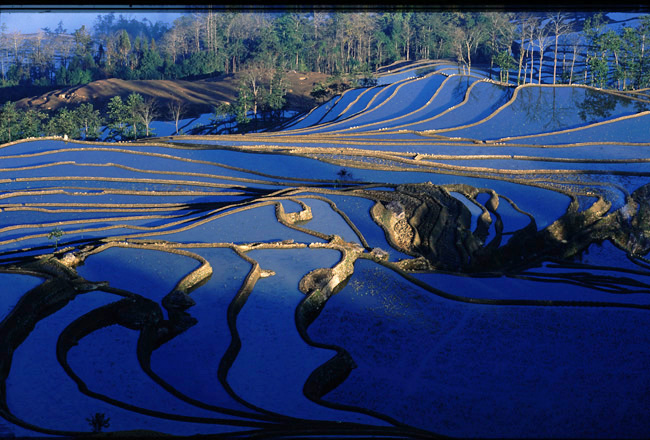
left=1, top=10, right=650, bottom=143
left=2, top=11, right=650, bottom=90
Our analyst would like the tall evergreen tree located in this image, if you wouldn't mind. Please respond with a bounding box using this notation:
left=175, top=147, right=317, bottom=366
left=74, top=103, right=103, bottom=140
left=46, top=107, right=81, bottom=139
left=583, top=12, right=606, bottom=86
left=20, top=108, right=47, bottom=138
left=107, top=95, right=129, bottom=140
left=126, top=92, right=145, bottom=139
left=0, top=101, right=20, bottom=143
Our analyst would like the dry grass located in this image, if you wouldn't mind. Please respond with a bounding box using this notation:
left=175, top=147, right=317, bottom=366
left=15, top=70, right=330, bottom=117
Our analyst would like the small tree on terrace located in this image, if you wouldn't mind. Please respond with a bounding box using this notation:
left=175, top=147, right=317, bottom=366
left=74, top=103, right=103, bottom=140
left=598, top=29, right=623, bottom=89
left=589, top=55, right=609, bottom=88
left=494, top=50, right=515, bottom=83
left=310, top=82, right=330, bottom=103
left=86, top=412, right=110, bottom=433
left=48, top=228, right=64, bottom=250
left=126, top=92, right=145, bottom=139
left=239, top=62, right=271, bottom=120
left=138, top=97, right=158, bottom=137
left=107, top=95, right=129, bottom=140
left=20, top=108, right=47, bottom=138
left=547, top=12, right=574, bottom=85
left=583, top=12, right=607, bottom=85
left=451, top=13, right=488, bottom=76
left=234, top=87, right=253, bottom=128
left=46, top=107, right=81, bottom=139
left=535, top=22, right=551, bottom=84
left=0, top=101, right=20, bottom=143
left=212, top=102, right=234, bottom=133
left=565, top=33, right=583, bottom=84
left=516, top=15, right=539, bottom=84
left=636, top=15, right=650, bottom=88
left=234, top=83, right=253, bottom=127
left=483, top=12, right=516, bottom=80
left=167, top=99, right=187, bottom=135
left=619, top=26, right=641, bottom=89
left=265, top=69, right=288, bottom=119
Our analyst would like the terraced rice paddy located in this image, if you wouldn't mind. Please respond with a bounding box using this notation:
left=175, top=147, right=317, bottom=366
left=2, top=60, right=650, bottom=438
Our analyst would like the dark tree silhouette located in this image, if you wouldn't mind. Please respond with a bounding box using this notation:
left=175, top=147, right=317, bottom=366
left=86, top=413, right=110, bottom=433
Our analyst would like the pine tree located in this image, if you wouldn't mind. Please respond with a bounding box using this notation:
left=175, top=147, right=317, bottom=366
left=47, top=107, right=81, bottom=139
left=107, top=96, right=129, bottom=140
left=74, top=103, right=103, bottom=140
left=126, top=92, right=145, bottom=139
left=0, top=102, right=20, bottom=143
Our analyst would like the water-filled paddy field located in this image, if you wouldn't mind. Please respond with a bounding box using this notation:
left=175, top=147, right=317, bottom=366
left=2, top=63, right=650, bottom=438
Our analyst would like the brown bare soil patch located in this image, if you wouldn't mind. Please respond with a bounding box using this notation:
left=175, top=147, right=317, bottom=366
left=15, top=70, right=330, bottom=117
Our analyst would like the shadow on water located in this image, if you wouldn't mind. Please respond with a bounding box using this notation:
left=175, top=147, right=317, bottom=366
left=578, top=88, right=620, bottom=122
left=577, top=87, right=649, bottom=122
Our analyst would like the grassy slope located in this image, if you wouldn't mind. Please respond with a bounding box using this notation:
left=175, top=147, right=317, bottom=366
left=13, top=70, right=331, bottom=118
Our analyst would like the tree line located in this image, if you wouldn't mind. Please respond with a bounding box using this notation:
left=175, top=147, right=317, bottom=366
left=1, top=11, right=649, bottom=92
left=0, top=93, right=165, bottom=143
left=0, top=75, right=291, bottom=143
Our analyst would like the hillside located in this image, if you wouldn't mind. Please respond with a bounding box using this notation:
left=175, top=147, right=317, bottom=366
left=2, top=60, right=650, bottom=439
left=13, top=70, right=331, bottom=117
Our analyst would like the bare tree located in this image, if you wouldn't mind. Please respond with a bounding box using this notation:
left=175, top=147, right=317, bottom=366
left=138, top=98, right=158, bottom=137
left=535, top=22, right=551, bottom=84
left=101, top=32, right=117, bottom=71
left=566, top=33, right=582, bottom=84
left=29, top=30, right=53, bottom=80
left=453, top=28, right=468, bottom=74
left=0, top=22, right=7, bottom=81
left=8, top=30, right=23, bottom=66
left=203, top=7, right=223, bottom=55
left=311, top=11, right=328, bottom=72
left=484, top=12, right=516, bottom=80
left=165, top=28, right=178, bottom=63
left=240, top=62, right=271, bottom=119
left=167, top=99, right=187, bottom=135
left=548, top=12, right=574, bottom=84
left=516, top=16, right=527, bottom=84
left=34, top=30, right=46, bottom=59
left=53, top=27, right=74, bottom=69
left=453, top=21, right=487, bottom=76
left=346, top=12, right=376, bottom=67
left=313, top=10, right=327, bottom=41
left=525, top=20, right=538, bottom=84
left=188, top=13, right=202, bottom=54
left=517, top=16, right=539, bottom=85
left=402, top=12, right=413, bottom=61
